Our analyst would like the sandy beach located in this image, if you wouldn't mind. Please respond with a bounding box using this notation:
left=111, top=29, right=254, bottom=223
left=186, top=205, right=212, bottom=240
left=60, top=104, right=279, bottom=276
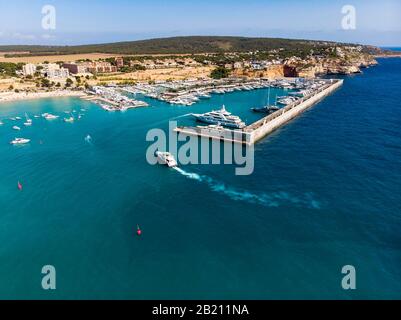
left=0, top=90, right=85, bottom=104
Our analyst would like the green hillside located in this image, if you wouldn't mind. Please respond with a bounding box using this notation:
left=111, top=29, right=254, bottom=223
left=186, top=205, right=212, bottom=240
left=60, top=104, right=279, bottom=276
left=0, top=36, right=354, bottom=56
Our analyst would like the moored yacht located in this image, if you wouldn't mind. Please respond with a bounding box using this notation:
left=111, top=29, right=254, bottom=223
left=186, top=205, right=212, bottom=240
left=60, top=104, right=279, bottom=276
left=251, top=105, right=280, bottom=113
left=192, top=105, right=245, bottom=129
left=10, top=138, right=30, bottom=145
left=42, top=113, right=59, bottom=120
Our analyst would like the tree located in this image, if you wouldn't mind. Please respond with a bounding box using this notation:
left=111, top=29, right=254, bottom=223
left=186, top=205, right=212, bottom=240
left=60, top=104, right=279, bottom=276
left=210, top=66, right=230, bottom=79
left=8, top=85, right=14, bottom=90
left=65, top=78, right=73, bottom=88
left=41, top=78, right=51, bottom=88
left=0, top=62, right=19, bottom=76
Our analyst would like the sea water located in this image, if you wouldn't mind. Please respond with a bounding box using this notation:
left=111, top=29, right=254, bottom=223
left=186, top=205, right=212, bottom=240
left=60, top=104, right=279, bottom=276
left=0, top=58, right=400, bottom=299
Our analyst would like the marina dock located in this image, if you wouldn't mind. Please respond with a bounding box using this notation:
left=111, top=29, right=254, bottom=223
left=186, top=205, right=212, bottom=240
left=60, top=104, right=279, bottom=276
left=174, top=79, right=344, bottom=145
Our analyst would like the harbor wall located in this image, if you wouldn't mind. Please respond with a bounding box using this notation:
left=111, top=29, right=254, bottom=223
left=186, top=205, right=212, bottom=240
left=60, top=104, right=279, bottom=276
left=174, top=79, right=343, bottom=145
left=247, top=79, right=343, bottom=144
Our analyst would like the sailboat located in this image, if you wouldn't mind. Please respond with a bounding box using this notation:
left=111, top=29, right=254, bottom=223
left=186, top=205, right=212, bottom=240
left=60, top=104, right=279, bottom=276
left=24, top=113, right=32, bottom=126
left=251, top=86, right=280, bottom=113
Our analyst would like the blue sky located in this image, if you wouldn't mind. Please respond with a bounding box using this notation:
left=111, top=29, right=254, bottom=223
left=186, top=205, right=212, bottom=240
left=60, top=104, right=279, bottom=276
left=0, top=0, right=400, bottom=46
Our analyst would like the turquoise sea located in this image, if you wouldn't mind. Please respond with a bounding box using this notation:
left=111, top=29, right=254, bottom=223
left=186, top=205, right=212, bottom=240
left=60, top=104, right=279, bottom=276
left=0, top=58, right=400, bottom=299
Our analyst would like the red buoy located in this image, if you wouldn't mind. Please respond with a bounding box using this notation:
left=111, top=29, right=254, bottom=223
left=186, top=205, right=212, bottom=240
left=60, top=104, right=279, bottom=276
left=17, top=181, right=23, bottom=191
left=136, top=225, right=142, bottom=236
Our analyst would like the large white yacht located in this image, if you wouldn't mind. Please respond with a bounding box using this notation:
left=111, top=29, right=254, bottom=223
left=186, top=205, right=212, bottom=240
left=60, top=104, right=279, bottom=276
left=192, top=105, right=245, bottom=129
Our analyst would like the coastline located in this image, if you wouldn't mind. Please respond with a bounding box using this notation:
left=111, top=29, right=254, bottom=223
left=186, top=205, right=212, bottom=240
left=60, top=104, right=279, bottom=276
left=0, top=90, right=85, bottom=104
left=374, top=54, right=401, bottom=58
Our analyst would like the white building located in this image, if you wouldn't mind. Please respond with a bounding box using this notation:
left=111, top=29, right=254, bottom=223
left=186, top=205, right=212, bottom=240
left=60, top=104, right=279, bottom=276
left=233, top=62, right=243, bottom=69
left=22, top=63, right=37, bottom=76
left=40, top=63, right=70, bottom=79
left=47, top=68, right=70, bottom=79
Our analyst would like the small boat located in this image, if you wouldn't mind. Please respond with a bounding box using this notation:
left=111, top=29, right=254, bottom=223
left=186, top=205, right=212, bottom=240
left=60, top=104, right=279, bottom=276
left=0, top=121, right=3, bottom=126
left=277, top=97, right=297, bottom=105
left=64, top=116, right=74, bottom=123
left=15, top=116, right=22, bottom=120
left=43, top=113, right=59, bottom=120
left=10, top=138, right=30, bottom=145
left=18, top=181, right=23, bottom=190
left=156, top=151, right=178, bottom=168
left=12, top=126, right=21, bottom=131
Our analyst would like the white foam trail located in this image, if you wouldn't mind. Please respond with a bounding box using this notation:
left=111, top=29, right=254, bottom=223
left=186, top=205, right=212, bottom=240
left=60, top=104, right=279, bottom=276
left=172, top=167, right=320, bottom=209
left=172, top=167, right=202, bottom=181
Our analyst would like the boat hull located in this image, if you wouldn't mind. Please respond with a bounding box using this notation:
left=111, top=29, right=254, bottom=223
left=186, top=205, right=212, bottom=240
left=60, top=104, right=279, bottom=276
left=194, top=116, right=244, bottom=129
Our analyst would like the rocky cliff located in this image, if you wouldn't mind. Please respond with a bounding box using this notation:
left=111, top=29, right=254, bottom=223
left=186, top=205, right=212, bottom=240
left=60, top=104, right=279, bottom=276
left=231, top=65, right=285, bottom=79
left=286, top=54, right=378, bottom=78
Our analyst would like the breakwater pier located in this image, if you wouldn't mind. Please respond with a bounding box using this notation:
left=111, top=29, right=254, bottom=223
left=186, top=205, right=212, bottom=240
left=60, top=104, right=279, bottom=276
left=174, top=79, right=343, bottom=145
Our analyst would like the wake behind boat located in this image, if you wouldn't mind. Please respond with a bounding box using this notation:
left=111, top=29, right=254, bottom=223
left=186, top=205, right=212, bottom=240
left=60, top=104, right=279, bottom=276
left=192, top=105, right=245, bottom=129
